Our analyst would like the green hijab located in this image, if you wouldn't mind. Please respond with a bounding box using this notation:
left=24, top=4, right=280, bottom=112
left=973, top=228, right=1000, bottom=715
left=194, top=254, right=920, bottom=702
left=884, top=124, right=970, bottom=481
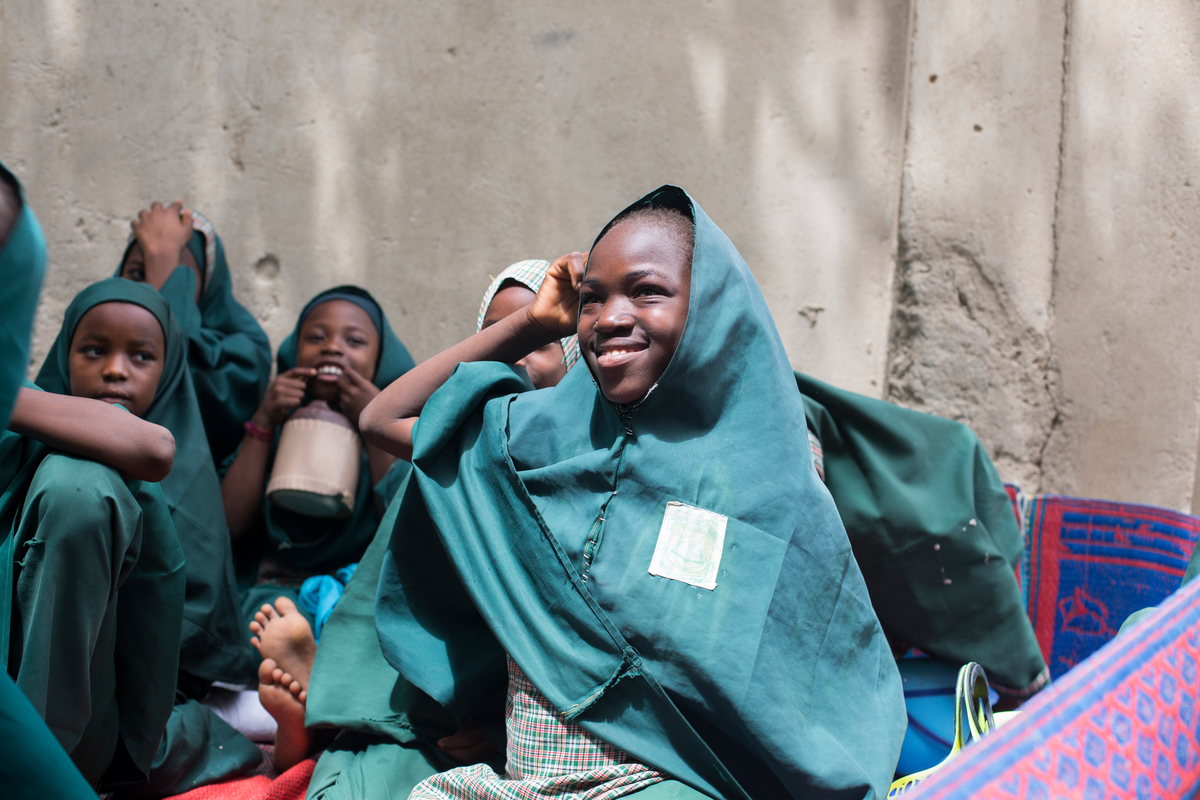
left=0, top=166, right=46, bottom=428
left=116, top=211, right=272, bottom=465
left=376, top=187, right=905, bottom=799
left=36, top=279, right=256, bottom=684
left=796, top=372, right=1048, bottom=695
left=263, top=285, right=415, bottom=572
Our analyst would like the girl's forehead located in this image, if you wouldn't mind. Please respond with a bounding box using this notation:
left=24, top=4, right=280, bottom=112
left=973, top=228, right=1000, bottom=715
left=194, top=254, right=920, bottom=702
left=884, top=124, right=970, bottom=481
left=300, top=299, right=379, bottom=339
left=74, top=301, right=165, bottom=344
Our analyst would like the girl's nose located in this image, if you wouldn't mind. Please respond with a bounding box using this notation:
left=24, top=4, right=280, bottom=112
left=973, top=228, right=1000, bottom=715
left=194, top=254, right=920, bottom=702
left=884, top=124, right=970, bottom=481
left=595, top=298, right=634, bottom=332
left=101, top=356, right=128, bottom=379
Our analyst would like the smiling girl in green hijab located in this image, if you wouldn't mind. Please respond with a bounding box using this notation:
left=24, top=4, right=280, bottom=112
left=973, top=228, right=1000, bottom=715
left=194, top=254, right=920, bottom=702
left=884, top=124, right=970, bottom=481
left=117, top=201, right=272, bottom=465
left=362, top=187, right=906, bottom=800
left=221, top=286, right=415, bottom=625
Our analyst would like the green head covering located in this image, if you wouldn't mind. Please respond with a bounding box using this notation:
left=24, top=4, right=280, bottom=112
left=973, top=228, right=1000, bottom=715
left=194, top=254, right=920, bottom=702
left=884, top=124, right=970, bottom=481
left=276, top=285, right=415, bottom=389
left=262, top=286, right=415, bottom=571
left=0, top=165, right=46, bottom=428
left=376, top=187, right=905, bottom=799
left=36, top=278, right=255, bottom=683
left=117, top=210, right=272, bottom=465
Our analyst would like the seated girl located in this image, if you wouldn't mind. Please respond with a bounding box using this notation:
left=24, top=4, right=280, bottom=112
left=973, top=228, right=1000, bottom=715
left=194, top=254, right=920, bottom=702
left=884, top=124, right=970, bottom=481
left=118, top=201, right=272, bottom=465
left=246, top=258, right=585, bottom=779
left=4, top=292, right=187, bottom=787
left=221, top=287, right=415, bottom=628
left=360, top=187, right=906, bottom=799
left=36, top=279, right=264, bottom=794
left=0, top=161, right=182, bottom=796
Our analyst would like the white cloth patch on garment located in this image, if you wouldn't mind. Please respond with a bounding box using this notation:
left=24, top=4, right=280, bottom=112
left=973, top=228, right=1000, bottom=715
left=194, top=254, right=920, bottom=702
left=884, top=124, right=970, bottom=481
left=648, top=501, right=728, bottom=591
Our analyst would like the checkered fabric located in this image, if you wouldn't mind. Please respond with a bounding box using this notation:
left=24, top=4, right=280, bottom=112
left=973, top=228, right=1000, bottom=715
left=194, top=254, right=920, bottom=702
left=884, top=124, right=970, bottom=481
left=409, top=657, right=664, bottom=800
left=807, top=429, right=825, bottom=483
left=476, top=260, right=582, bottom=370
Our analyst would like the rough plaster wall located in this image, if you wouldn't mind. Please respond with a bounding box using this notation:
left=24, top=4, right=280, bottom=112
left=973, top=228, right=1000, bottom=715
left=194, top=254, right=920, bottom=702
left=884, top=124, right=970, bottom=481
left=887, top=0, right=1066, bottom=491
left=0, top=0, right=911, bottom=396
left=1041, top=1, right=1200, bottom=511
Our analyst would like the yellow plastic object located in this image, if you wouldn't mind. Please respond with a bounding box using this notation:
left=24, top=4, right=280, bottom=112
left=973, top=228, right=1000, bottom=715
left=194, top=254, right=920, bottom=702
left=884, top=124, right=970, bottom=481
left=888, top=663, right=998, bottom=796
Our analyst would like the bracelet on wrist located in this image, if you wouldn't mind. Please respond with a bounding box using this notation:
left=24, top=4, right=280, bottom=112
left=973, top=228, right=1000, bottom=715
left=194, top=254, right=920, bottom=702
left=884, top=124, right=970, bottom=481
left=243, top=419, right=275, bottom=443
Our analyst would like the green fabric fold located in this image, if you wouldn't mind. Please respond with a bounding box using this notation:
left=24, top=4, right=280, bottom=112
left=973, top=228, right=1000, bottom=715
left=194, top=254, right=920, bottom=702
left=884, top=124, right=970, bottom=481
left=36, top=278, right=256, bottom=684
left=0, top=170, right=46, bottom=429
left=796, top=371, right=1048, bottom=694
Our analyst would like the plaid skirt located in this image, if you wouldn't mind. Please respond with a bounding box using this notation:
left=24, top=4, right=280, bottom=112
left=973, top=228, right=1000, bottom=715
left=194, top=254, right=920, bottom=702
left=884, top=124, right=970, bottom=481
left=409, top=657, right=664, bottom=800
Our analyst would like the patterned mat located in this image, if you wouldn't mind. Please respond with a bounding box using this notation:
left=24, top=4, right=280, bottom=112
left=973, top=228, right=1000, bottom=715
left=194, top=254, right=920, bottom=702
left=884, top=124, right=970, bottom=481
left=1022, top=495, right=1200, bottom=679
left=908, top=574, right=1200, bottom=799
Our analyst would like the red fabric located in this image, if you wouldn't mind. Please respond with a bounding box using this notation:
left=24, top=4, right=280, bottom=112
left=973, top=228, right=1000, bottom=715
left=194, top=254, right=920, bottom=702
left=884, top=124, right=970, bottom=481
left=163, top=757, right=315, bottom=800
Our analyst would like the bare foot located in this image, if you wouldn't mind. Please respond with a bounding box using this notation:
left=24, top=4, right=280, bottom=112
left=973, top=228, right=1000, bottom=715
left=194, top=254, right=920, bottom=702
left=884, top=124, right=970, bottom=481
left=248, top=596, right=317, bottom=692
left=257, top=658, right=311, bottom=772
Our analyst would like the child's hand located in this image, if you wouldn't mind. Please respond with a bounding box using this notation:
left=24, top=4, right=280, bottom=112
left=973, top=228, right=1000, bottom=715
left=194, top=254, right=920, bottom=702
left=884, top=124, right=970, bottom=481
left=337, top=365, right=380, bottom=430
left=252, top=368, right=316, bottom=431
left=131, top=201, right=195, bottom=289
left=527, top=251, right=587, bottom=339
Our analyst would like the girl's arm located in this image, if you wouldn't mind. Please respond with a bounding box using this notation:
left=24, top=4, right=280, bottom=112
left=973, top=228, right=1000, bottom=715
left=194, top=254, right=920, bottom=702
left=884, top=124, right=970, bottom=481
left=221, top=367, right=315, bottom=540
left=9, top=388, right=175, bottom=481
left=360, top=252, right=585, bottom=461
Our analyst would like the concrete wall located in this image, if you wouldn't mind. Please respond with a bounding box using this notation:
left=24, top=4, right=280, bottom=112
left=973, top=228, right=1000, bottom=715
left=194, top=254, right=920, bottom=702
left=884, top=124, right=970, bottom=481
left=4, top=0, right=1200, bottom=509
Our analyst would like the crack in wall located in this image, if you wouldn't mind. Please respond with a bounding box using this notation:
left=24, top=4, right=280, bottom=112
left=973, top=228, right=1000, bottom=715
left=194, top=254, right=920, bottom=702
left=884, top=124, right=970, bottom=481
left=1035, top=0, right=1072, bottom=486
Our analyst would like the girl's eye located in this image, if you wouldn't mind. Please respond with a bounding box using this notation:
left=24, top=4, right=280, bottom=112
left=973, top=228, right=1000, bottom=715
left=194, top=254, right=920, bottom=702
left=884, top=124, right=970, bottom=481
left=128, top=270, right=145, bottom=281
left=348, top=337, right=369, bottom=348
left=81, top=346, right=103, bottom=358
left=580, top=293, right=601, bottom=306
left=132, top=352, right=155, bottom=364
left=635, top=285, right=666, bottom=298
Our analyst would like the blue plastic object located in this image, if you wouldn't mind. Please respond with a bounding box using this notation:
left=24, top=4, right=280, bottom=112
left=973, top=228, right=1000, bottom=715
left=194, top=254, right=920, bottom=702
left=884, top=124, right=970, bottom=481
left=895, top=656, right=999, bottom=777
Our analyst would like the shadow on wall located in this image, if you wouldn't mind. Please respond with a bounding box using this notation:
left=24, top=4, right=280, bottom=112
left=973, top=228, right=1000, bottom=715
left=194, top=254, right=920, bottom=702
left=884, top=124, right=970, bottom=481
left=2, top=0, right=912, bottom=397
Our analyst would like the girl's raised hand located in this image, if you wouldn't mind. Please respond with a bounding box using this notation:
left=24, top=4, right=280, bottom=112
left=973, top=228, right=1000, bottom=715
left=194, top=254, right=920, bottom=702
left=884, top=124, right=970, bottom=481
left=337, top=365, right=379, bottom=430
left=253, top=367, right=316, bottom=430
left=527, top=251, right=587, bottom=339
left=131, top=201, right=195, bottom=289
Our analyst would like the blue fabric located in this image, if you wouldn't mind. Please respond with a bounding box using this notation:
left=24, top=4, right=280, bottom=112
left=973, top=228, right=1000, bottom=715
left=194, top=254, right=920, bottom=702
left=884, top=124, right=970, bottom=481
left=300, top=563, right=359, bottom=642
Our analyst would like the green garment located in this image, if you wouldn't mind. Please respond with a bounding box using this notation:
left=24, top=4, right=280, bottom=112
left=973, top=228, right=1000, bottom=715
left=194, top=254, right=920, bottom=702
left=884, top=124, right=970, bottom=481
left=0, top=167, right=46, bottom=429
left=116, top=214, right=272, bottom=465
left=376, top=187, right=906, bottom=800
left=0, top=671, right=97, bottom=799
left=305, top=488, right=463, bottom=800
left=125, top=699, right=264, bottom=798
left=36, top=278, right=256, bottom=684
left=258, top=286, right=415, bottom=573
left=0, top=162, right=112, bottom=799
left=796, top=372, right=1048, bottom=694
left=0, top=437, right=186, bottom=785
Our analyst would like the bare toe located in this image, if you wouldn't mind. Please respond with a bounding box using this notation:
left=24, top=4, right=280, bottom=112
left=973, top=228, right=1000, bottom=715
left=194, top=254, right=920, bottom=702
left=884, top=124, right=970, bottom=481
left=250, top=636, right=261, bottom=651
left=250, top=619, right=263, bottom=635
left=274, top=596, right=299, bottom=615
left=259, top=658, right=279, bottom=684
left=259, top=603, right=277, bottom=620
